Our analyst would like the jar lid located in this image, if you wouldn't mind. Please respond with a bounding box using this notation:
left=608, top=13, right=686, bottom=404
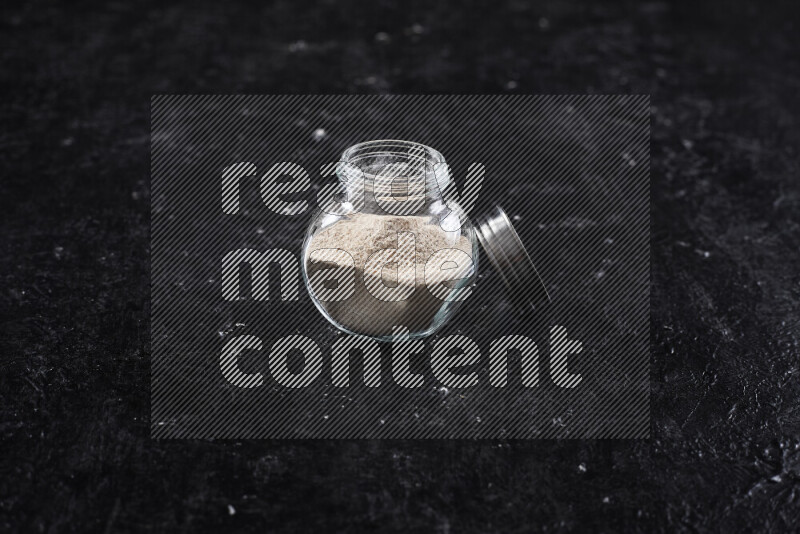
left=474, top=206, right=551, bottom=311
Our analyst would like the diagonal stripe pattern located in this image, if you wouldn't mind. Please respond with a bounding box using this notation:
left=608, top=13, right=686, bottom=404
left=151, top=95, right=649, bottom=439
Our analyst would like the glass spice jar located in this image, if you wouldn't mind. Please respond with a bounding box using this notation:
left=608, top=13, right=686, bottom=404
left=301, top=140, right=479, bottom=340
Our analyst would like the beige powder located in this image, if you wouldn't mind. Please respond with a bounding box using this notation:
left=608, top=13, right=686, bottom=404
left=305, top=212, right=474, bottom=338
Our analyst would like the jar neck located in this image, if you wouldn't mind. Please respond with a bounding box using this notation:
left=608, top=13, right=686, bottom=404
left=337, top=140, right=450, bottom=215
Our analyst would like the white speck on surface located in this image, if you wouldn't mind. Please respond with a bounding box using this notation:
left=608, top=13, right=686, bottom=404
left=603, top=496, right=610, bottom=504
left=53, top=246, right=64, bottom=259
left=695, top=249, right=711, bottom=258
left=621, top=152, right=636, bottom=166
left=476, top=416, right=482, bottom=423
left=578, top=463, right=587, bottom=473
left=312, top=128, right=326, bottom=141
left=438, top=386, right=449, bottom=395
left=379, top=419, right=385, bottom=425
left=323, top=414, right=329, bottom=420
left=682, top=139, right=694, bottom=150
left=227, top=504, right=236, bottom=516
left=288, top=40, right=307, bottom=52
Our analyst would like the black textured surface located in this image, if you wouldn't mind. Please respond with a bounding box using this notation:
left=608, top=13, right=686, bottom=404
left=2, top=0, right=799, bottom=531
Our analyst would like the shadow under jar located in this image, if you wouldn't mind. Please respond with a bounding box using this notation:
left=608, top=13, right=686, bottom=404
left=302, top=140, right=479, bottom=341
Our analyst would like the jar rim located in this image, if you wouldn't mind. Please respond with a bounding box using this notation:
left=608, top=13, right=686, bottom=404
left=341, top=139, right=446, bottom=167
left=338, top=140, right=450, bottom=195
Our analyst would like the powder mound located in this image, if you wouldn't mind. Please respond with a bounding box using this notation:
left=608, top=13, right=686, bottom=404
left=305, top=213, right=474, bottom=338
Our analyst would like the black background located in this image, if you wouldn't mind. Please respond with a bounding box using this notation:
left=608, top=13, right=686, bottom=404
left=2, top=0, right=799, bottom=531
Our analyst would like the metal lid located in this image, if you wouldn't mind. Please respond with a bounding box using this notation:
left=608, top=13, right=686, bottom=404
left=475, top=206, right=551, bottom=311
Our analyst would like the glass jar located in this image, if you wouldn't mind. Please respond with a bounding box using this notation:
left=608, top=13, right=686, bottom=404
left=301, top=140, right=479, bottom=340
